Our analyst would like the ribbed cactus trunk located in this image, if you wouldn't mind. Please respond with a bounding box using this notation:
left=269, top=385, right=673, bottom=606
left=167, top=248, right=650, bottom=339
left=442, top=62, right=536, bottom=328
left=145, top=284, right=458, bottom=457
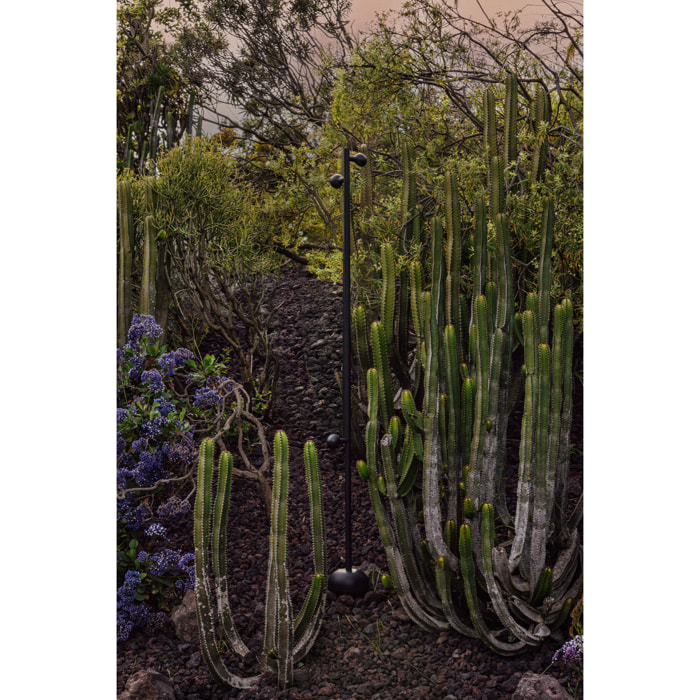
left=117, top=179, right=134, bottom=348
left=194, top=433, right=327, bottom=689
left=139, top=215, right=158, bottom=316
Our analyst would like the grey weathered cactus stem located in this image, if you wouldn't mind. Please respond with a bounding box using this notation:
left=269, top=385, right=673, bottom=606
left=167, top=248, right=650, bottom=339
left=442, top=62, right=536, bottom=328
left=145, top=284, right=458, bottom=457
left=194, top=432, right=327, bottom=689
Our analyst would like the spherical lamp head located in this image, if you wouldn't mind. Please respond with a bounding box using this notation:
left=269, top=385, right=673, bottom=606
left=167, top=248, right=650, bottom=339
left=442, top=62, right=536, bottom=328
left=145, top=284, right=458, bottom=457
left=349, top=152, right=367, bottom=167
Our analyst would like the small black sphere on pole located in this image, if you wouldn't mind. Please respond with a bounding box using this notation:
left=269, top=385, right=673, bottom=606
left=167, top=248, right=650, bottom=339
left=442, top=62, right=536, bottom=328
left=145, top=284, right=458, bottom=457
left=327, top=148, right=370, bottom=598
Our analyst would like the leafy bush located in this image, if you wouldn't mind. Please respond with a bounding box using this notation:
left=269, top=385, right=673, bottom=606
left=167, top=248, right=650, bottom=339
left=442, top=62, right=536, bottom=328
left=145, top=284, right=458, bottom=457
left=147, top=136, right=282, bottom=401
left=117, top=313, right=245, bottom=641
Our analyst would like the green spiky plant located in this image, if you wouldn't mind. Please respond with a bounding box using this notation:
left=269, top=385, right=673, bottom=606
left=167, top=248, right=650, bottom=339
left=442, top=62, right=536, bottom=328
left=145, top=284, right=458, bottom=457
left=194, top=432, right=327, bottom=690
left=354, top=85, right=581, bottom=654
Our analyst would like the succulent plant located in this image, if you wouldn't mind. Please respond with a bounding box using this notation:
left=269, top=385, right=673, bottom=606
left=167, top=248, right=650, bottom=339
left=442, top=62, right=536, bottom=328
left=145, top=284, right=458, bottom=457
left=356, top=86, right=581, bottom=654
left=194, top=432, right=327, bottom=689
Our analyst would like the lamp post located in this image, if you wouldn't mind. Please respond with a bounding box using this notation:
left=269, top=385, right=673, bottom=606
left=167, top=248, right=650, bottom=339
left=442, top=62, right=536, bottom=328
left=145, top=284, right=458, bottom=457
left=326, top=148, right=370, bottom=597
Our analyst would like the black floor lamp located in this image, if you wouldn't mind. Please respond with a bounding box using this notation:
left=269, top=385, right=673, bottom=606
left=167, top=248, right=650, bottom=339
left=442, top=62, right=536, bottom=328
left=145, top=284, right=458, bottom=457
left=326, top=148, right=371, bottom=597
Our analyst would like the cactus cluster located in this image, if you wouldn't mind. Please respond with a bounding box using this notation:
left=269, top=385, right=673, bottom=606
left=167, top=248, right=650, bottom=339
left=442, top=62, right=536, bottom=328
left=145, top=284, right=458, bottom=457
left=353, top=85, right=581, bottom=654
left=194, top=432, right=327, bottom=689
left=122, top=87, right=199, bottom=173
left=117, top=177, right=171, bottom=346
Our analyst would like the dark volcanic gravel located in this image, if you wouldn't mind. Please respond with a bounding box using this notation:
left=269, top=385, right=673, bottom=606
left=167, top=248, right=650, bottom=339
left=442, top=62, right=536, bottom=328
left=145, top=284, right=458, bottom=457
left=117, top=264, right=583, bottom=699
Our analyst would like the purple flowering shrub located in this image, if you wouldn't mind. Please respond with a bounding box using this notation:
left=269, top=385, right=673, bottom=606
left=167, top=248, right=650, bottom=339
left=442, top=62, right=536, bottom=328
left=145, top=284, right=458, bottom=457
left=117, top=314, right=239, bottom=641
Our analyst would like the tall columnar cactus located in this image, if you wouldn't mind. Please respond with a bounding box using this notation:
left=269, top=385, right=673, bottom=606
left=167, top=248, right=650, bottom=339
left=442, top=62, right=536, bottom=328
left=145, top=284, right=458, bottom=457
left=355, top=87, right=581, bottom=652
left=484, top=77, right=551, bottom=209
left=529, top=85, right=551, bottom=186
left=503, top=74, right=519, bottom=166
left=141, top=176, right=171, bottom=342
left=139, top=215, right=158, bottom=316
left=117, top=179, right=134, bottom=348
left=194, top=432, right=327, bottom=689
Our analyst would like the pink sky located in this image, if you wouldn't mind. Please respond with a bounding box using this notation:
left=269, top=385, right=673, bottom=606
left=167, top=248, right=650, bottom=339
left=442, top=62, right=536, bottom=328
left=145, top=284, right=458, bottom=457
left=349, top=0, right=551, bottom=28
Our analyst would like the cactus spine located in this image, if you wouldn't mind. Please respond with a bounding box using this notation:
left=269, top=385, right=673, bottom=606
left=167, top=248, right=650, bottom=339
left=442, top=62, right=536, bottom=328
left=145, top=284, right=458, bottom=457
left=357, top=85, right=581, bottom=655
left=194, top=433, right=327, bottom=689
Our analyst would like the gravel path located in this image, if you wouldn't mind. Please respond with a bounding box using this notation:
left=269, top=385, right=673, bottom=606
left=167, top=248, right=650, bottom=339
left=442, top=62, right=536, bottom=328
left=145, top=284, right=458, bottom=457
left=117, top=264, right=583, bottom=699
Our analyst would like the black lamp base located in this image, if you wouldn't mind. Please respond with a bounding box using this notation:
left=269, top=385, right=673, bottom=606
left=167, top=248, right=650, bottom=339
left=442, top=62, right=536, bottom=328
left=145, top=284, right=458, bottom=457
left=328, top=567, right=370, bottom=597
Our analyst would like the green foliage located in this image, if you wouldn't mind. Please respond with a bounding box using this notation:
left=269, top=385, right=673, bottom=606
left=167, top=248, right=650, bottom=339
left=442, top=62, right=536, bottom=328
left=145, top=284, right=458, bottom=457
left=317, top=1, right=583, bottom=328
left=152, top=137, right=277, bottom=275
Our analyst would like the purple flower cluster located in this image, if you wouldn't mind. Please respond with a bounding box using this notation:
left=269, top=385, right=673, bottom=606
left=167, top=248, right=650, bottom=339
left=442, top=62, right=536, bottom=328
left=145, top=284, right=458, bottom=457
left=154, top=398, right=175, bottom=417
left=145, top=523, right=168, bottom=539
left=156, top=496, right=191, bottom=524
left=131, top=451, right=166, bottom=488
left=141, top=416, right=168, bottom=440
left=127, top=355, right=145, bottom=383
left=116, top=570, right=167, bottom=642
left=141, top=369, right=165, bottom=393
left=158, top=347, right=194, bottom=376
left=148, top=548, right=182, bottom=577
left=161, top=434, right=196, bottom=465
left=552, top=635, right=583, bottom=667
left=127, top=314, right=163, bottom=351
left=117, top=500, right=151, bottom=530
left=131, top=437, right=148, bottom=453
left=174, top=553, right=196, bottom=590
left=193, top=387, right=222, bottom=408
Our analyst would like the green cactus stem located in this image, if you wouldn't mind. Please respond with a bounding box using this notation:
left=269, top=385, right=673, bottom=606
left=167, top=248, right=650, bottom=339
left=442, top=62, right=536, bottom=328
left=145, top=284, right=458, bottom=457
left=150, top=86, right=164, bottom=160
left=529, top=86, right=551, bottom=186
left=371, top=320, right=394, bottom=429
left=401, top=142, right=421, bottom=247
left=380, top=242, right=396, bottom=348
left=117, top=179, right=134, bottom=348
left=352, top=305, right=373, bottom=378
left=139, top=215, right=158, bottom=316
left=503, top=75, right=519, bottom=166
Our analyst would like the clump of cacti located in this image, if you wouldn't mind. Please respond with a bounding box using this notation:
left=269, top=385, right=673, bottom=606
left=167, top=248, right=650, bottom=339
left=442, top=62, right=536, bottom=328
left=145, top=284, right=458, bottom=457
left=194, top=432, right=327, bottom=689
left=355, top=83, right=581, bottom=654
left=117, top=174, right=172, bottom=347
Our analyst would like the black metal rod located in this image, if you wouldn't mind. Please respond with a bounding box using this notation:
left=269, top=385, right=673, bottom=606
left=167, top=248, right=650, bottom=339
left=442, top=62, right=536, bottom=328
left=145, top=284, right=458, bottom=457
left=341, top=147, right=353, bottom=573
left=327, top=150, right=369, bottom=597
